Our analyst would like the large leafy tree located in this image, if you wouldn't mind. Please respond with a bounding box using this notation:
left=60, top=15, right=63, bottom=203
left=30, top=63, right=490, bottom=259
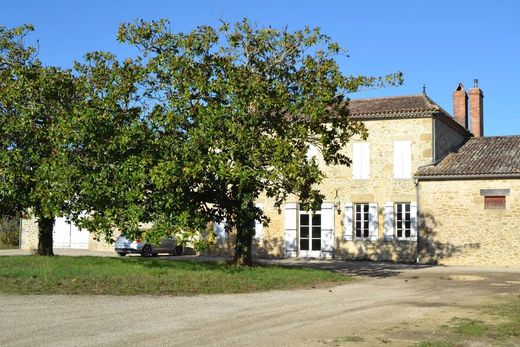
left=0, top=25, right=76, bottom=255
left=113, top=19, right=402, bottom=265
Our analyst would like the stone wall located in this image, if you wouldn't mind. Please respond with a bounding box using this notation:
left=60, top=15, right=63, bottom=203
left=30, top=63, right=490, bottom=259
left=20, top=217, right=114, bottom=252
left=418, top=178, right=520, bottom=266
left=255, top=117, right=434, bottom=261
left=434, top=116, right=469, bottom=162
left=20, top=217, right=38, bottom=251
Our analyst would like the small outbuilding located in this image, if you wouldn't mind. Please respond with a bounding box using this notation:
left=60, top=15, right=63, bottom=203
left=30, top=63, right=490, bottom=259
left=416, top=135, right=520, bottom=265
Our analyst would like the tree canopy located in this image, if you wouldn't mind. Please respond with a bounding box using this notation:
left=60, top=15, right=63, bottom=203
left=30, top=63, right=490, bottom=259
left=0, top=25, right=76, bottom=255
left=0, top=20, right=402, bottom=263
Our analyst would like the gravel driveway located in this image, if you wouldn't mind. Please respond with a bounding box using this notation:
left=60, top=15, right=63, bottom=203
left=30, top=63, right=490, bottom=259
left=1, top=258, right=520, bottom=346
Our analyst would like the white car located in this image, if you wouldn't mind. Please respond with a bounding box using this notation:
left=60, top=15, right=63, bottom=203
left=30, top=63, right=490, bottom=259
left=114, top=235, right=183, bottom=257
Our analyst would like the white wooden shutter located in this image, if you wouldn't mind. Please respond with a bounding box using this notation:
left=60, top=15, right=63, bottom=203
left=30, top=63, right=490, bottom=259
left=353, top=143, right=370, bottom=179
left=402, top=141, right=412, bottom=178
left=362, top=143, right=370, bottom=179
left=383, top=202, right=395, bottom=241
left=368, top=203, right=379, bottom=241
left=352, top=143, right=362, bottom=179
left=321, top=202, right=334, bottom=258
left=306, top=144, right=319, bottom=161
left=394, top=142, right=403, bottom=178
left=254, top=204, right=264, bottom=240
left=410, top=202, right=418, bottom=241
left=394, top=141, right=411, bottom=179
left=214, top=218, right=227, bottom=241
left=343, top=202, right=353, bottom=241
left=284, top=203, right=297, bottom=257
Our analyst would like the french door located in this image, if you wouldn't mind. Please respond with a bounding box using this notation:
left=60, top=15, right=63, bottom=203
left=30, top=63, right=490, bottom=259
left=299, top=208, right=321, bottom=258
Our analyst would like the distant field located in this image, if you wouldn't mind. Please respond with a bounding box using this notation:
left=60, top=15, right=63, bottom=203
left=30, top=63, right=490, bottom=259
left=0, top=255, right=351, bottom=295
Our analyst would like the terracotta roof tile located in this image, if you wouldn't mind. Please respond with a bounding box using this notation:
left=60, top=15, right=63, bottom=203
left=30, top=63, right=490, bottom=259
left=417, top=136, right=520, bottom=177
left=348, top=94, right=438, bottom=118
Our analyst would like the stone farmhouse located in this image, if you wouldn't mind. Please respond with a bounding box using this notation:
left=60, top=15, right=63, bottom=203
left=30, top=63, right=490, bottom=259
left=21, top=82, right=520, bottom=266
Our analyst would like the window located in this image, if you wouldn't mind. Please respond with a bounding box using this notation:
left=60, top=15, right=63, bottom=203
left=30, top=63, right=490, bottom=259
left=354, top=203, right=370, bottom=238
left=393, top=141, right=411, bottom=179
left=353, top=142, right=370, bottom=179
left=484, top=196, right=506, bottom=210
left=395, top=203, right=411, bottom=239
left=299, top=205, right=321, bottom=253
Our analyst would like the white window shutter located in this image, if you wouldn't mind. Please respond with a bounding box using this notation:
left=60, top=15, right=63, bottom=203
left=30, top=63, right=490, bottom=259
left=402, top=141, right=412, bottom=178
left=306, top=144, right=319, bottom=161
left=284, top=203, right=297, bottom=257
left=353, top=143, right=370, bottom=179
left=368, top=203, right=379, bottom=241
left=394, top=141, right=411, bottom=179
left=352, top=144, right=362, bottom=179
left=394, top=142, right=403, bottom=178
left=362, top=143, right=370, bottom=179
left=320, top=202, right=334, bottom=258
left=343, top=202, right=353, bottom=241
left=410, top=202, right=418, bottom=241
left=254, top=204, right=264, bottom=241
left=383, top=202, right=395, bottom=241
left=214, top=218, right=227, bottom=241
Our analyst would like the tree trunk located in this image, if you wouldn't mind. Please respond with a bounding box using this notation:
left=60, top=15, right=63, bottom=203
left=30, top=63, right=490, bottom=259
left=233, top=202, right=255, bottom=266
left=37, top=215, right=55, bottom=256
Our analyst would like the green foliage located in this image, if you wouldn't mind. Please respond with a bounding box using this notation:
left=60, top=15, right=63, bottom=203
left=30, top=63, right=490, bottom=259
left=113, top=19, right=403, bottom=264
left=0, top=255, right=351, bottom=295
left=0, top=20, right=402, bottom=262
left=0, top=25, right=77, bottom=254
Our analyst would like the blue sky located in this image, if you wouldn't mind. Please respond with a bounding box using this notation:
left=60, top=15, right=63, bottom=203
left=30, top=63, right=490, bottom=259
left=2, top=0, right=519, bottom=136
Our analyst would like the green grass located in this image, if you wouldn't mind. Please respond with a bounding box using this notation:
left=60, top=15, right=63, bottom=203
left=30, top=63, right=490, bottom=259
left=0, top=255, right=351, bottom=295
left=450, top=318, right=487, bottom=337
left=415, top=298, right=520, bottom=346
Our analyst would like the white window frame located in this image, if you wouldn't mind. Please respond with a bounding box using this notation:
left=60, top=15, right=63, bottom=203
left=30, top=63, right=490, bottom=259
left=353, top=142, right=370, bottom=179
left=393, top=141, right=412, bottom=179
left=395, top=202, right=412, bottom=240
left=354, top=203, right=370, bottom=239
left=299, top=205, right=322, bottom=256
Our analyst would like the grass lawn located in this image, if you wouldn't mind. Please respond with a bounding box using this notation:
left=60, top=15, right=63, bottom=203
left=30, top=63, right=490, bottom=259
left=416, top=299, right=520, bottom=346
left=0, top=256, right=351, bottom=295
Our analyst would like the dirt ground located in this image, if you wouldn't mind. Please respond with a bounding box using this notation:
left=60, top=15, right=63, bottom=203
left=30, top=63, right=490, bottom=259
left=1, top=256, right=520, bottom=346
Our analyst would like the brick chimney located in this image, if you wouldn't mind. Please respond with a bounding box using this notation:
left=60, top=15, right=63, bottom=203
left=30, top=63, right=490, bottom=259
left=453, top=83, right=468, bottom=128
left=469, top=79, right=484, bottom=137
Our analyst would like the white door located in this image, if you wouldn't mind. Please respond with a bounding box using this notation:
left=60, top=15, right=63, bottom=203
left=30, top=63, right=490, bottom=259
left=299, top=208, right=322, bottom=258
left=53, top=217, right=89, bottom=249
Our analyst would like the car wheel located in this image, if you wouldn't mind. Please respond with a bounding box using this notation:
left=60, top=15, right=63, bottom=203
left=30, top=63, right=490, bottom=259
left=117, top=252, right=127, bottom=257
left=141, top=245, right=153, bottom=257
left=175, top=245, right=184, bottom=256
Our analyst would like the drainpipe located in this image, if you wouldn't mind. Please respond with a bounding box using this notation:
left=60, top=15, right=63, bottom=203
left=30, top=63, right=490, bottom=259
left=19, top=215, right=22, bottom=250
left=415, top=178, right=420, bottom=264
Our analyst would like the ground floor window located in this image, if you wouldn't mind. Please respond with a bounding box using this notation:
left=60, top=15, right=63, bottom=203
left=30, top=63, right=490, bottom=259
left=395, top=203, right=411, bottom=239
left=354, top=203, right=370, bottom=239
left=299, top=207, right=321, bottom=252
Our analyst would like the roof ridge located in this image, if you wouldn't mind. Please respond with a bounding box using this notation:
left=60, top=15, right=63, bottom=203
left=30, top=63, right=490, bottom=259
left=470, top=135, right=520, bottom=140
left=347, top=94, right=427, bottom=102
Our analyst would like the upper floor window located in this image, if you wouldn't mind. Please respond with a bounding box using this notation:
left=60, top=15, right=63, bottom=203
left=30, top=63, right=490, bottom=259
left=394, top=141, right=412, bottom=179
left=352, top=142, right=370, bottom=179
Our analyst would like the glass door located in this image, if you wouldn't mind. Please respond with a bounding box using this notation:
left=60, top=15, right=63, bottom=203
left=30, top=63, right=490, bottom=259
left=299, top=208, right=321, bottom=258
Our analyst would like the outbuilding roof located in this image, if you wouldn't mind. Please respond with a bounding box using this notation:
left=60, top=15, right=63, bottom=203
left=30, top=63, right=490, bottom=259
left=416, top=136, right=520, bottom=178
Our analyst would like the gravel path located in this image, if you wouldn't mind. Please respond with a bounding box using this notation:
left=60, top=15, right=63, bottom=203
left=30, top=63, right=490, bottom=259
left=2, top=259, right=520, bottom=346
